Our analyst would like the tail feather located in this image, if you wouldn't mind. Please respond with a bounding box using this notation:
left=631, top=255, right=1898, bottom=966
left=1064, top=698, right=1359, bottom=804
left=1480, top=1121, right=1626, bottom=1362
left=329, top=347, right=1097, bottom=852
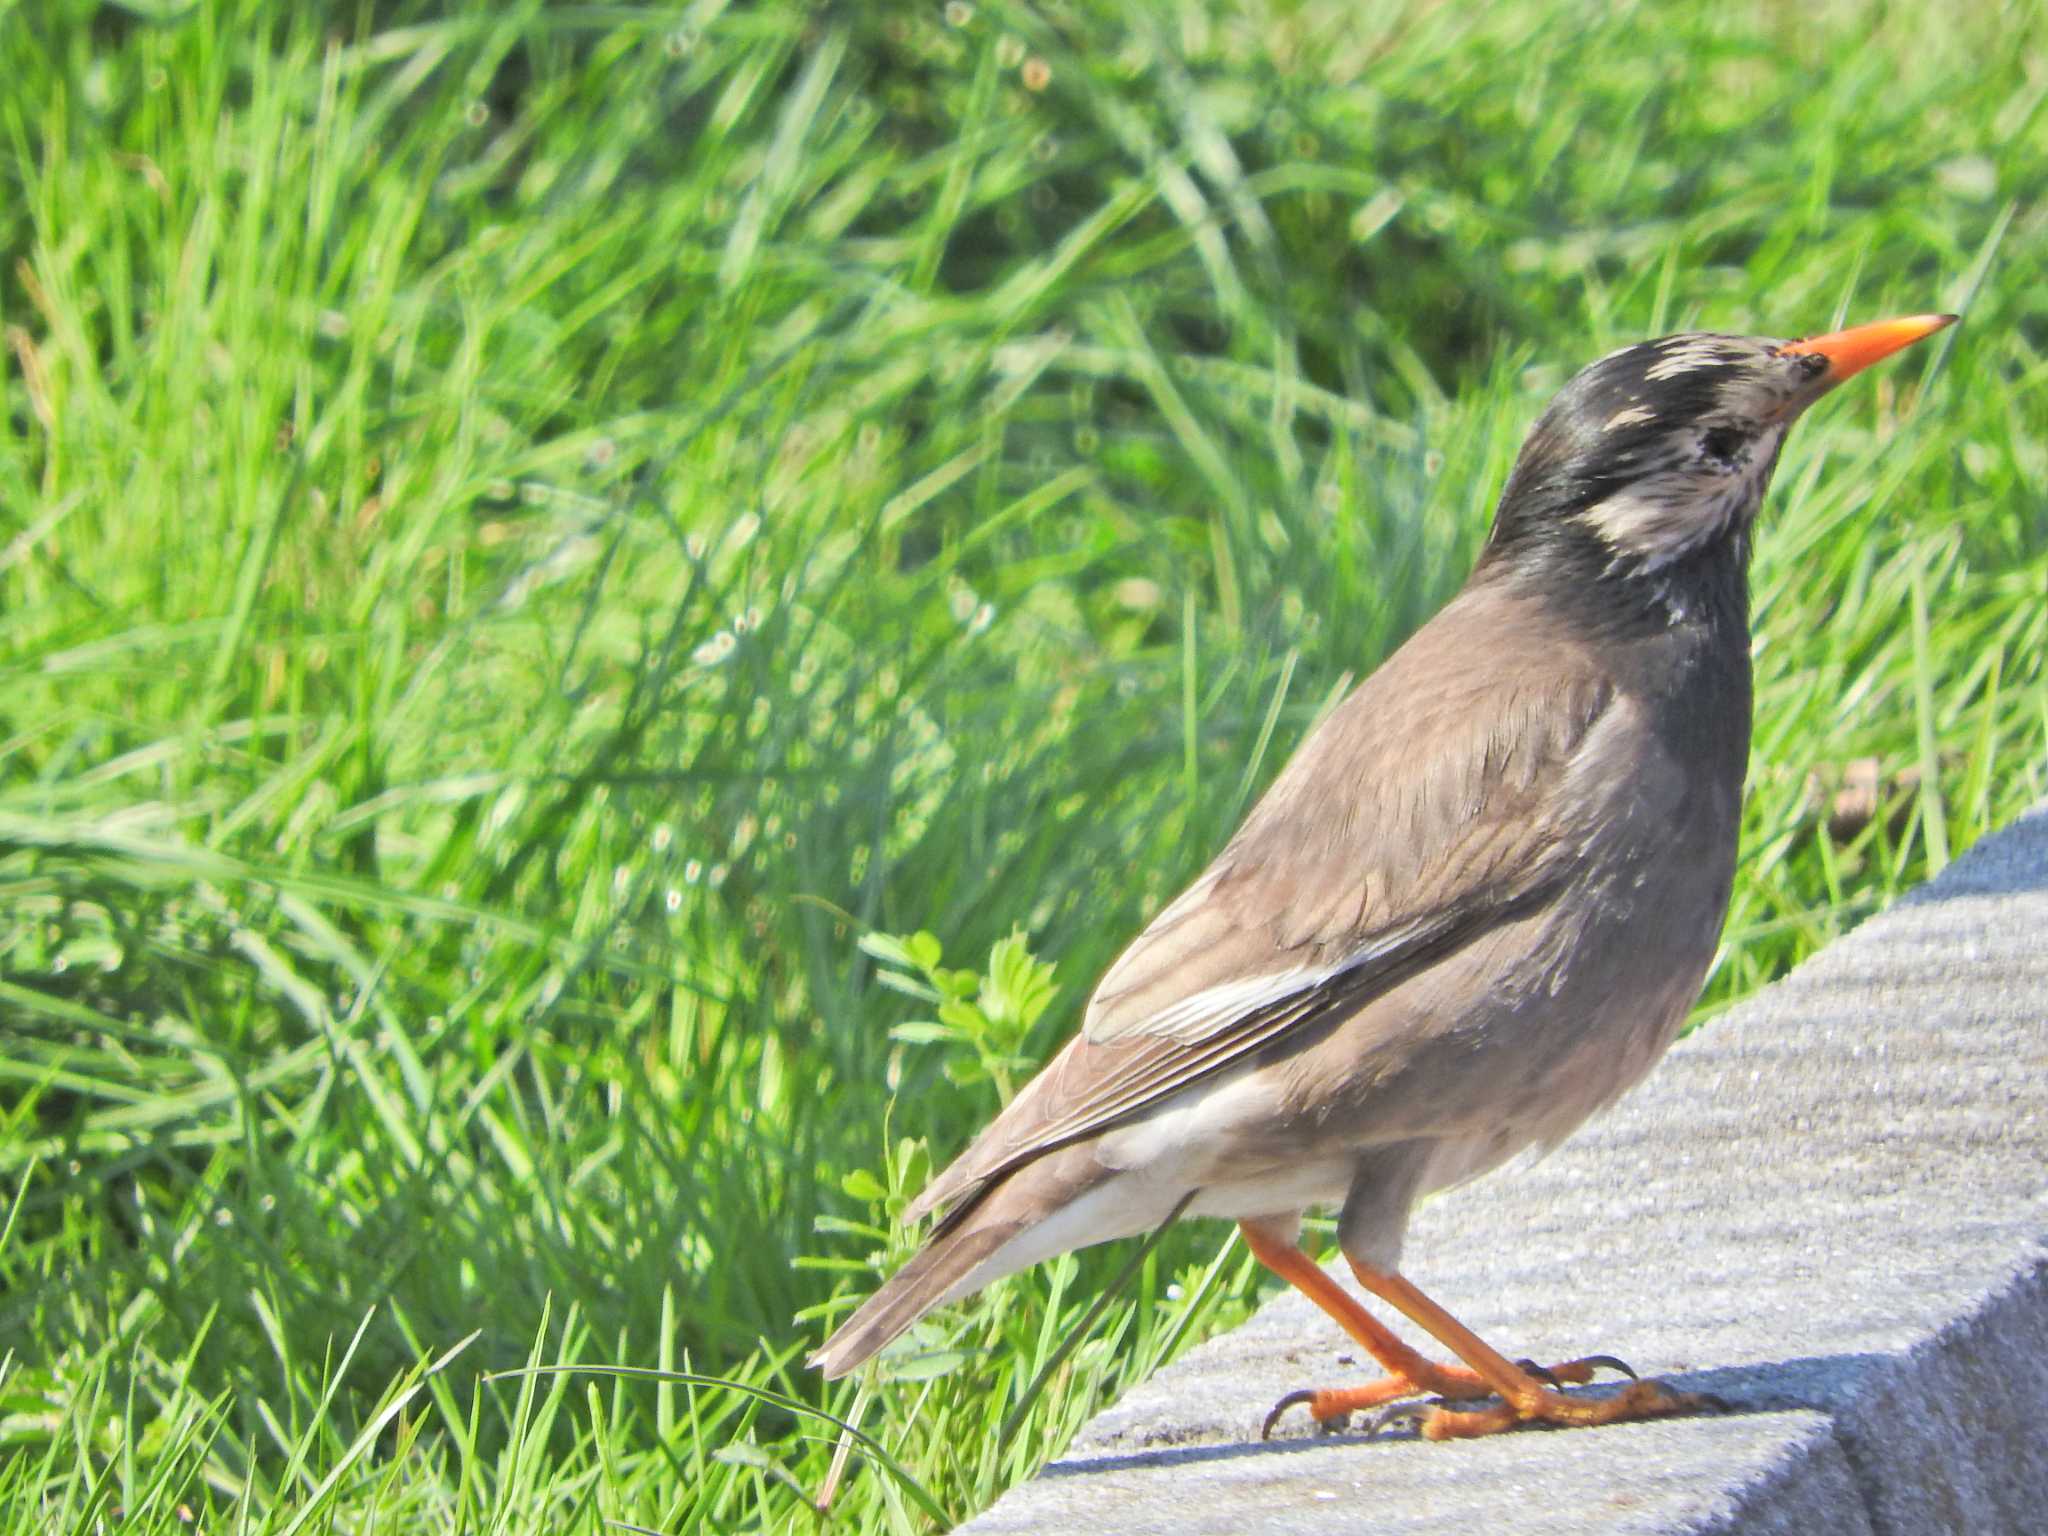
left=808, top=1217, right=1023, bottom=1379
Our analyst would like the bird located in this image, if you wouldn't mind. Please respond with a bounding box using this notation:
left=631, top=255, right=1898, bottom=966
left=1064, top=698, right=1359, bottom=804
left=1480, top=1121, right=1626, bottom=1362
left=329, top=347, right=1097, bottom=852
left=810, top=312, right=1956, bottom=1441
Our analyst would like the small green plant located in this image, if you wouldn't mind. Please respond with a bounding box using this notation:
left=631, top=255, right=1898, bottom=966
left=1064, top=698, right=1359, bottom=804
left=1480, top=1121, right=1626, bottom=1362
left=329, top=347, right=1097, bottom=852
left=804, top=927, right=1060, bottom=1383
left=860, top=927, right=1059, bottom=1105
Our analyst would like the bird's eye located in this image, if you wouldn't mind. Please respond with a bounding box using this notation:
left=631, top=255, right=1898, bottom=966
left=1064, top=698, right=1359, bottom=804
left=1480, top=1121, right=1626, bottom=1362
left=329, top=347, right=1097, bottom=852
left=1700, top=426, right=1747, bottom=469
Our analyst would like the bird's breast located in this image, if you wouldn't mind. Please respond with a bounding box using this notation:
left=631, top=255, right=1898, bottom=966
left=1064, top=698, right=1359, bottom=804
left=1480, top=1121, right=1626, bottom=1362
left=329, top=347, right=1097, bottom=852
left=1264, top=688, right=1743, bottom=1172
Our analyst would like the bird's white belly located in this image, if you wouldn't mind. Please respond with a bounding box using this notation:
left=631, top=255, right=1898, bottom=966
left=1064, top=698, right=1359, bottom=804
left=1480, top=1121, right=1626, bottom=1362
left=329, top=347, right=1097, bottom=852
left=935, top=1168, right=1184, bottom=1304
left=1098, top=1059, right=1360, bottom=1217
left=939, top=1066, right=1362, bottom=1304
left=1184, top=1162, right=1358, bottom=1221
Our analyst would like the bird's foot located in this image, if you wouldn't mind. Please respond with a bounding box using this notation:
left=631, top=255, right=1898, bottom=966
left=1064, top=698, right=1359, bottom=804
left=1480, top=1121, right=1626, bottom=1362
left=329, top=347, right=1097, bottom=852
left=1365, top=1374, right=1728, bottom=1442
left=1260, top=1354, right=1635, bottom=1438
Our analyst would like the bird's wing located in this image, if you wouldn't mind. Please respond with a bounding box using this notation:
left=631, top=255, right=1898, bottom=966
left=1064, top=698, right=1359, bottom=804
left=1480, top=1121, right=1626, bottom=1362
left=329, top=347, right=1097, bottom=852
left=908, top=589, right=1633, bottom=1227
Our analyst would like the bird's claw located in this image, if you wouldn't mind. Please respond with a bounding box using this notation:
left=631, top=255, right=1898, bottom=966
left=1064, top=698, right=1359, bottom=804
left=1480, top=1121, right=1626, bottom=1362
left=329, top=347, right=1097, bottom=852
left=1261, top=1389, right=1319, bottom=1441
left=1575, top=1353, right=1638, bottom=1382
left=1513, top=1352, right=1636, bottom=1388
left=1262, top=1353, right=1648, bottom=1442
left=1364, top=1401, right=1433, bottom=1441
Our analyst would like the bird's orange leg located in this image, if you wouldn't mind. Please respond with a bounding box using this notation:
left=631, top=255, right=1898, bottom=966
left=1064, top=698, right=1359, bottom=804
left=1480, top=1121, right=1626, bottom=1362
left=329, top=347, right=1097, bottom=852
left=1238, top=1224, right=1627, bottom=1436
left=1342, top=1257, right=1724, bottom=1440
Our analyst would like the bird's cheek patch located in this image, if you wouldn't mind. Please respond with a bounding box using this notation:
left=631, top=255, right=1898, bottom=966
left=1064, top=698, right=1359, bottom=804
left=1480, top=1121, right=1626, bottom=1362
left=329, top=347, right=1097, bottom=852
left=1576, top=480, right=1730, bottom=571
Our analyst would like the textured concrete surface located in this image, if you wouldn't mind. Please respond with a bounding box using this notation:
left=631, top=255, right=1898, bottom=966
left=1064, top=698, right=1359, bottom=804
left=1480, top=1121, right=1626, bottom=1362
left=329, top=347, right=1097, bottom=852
left=957, top=804, right=2048, bottom=1534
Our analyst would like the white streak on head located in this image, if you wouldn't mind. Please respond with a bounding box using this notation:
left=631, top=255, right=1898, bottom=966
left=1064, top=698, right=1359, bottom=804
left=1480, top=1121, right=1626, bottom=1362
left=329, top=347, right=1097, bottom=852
left=1644, top=337, right=1742, bottom=381
left=1575, top=419, right=1787, bottom=573
left=1602, top=405, right=1656, bottom=432
left=1578, top=478, right=1733, bottom=571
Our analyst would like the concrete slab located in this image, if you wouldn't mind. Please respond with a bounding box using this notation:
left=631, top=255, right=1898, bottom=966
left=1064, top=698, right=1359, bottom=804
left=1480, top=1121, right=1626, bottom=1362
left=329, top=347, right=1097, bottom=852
left=957, top=805, right=2048, bottom=1534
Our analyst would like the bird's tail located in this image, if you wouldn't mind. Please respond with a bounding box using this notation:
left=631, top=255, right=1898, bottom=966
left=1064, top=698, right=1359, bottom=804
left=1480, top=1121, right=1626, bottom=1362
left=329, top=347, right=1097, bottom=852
left=807, top=1213, right=1024, bottom=1379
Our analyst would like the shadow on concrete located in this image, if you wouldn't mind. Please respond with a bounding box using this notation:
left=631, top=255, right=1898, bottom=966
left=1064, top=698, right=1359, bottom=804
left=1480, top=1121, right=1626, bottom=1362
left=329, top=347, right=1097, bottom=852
left=1670, top=1352, right=1891, bottom=1415
left=1041, top=1352, right=1892, bottom=1478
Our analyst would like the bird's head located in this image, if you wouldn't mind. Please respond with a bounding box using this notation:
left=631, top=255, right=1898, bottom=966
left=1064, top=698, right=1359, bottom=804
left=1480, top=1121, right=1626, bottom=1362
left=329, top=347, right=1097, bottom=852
left=1484, top=314, right=1955, bottom=590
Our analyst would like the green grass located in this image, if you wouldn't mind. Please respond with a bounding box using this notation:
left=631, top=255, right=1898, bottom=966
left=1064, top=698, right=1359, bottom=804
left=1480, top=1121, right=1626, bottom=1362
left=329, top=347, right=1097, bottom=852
left=2, top=0, right=2044, bottom=1529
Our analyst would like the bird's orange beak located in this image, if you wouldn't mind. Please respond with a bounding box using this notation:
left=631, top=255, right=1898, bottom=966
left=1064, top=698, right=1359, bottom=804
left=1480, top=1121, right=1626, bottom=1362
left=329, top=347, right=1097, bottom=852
left=1779, top=313, right=1956, bottom=384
